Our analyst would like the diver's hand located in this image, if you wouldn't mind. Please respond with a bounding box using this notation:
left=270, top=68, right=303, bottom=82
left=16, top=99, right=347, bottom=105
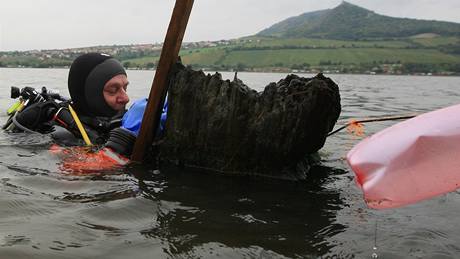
left=105, top=127, right=137, bottom=157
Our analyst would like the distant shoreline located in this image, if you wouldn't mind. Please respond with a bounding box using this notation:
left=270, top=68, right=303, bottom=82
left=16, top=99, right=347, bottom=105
left=1, top=66, right=458, bottom=78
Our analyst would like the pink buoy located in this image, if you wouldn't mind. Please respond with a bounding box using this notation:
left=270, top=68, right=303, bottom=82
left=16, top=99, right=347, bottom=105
left=347, top=104, right=460, bottom=209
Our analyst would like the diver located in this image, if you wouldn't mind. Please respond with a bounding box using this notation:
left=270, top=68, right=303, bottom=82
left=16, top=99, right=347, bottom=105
left=8, top=53, right=129, bottom=145
left=5, top=53, right=166, bottom=160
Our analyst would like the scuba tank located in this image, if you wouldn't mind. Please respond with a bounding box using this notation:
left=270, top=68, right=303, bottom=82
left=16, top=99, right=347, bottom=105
left=3, top=86, right=124, bottom=146
left=3, top=86, right=67, bottom=131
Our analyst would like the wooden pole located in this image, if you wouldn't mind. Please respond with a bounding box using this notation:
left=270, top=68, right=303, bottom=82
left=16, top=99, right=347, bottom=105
left=131, top=0, right=194, bottom=162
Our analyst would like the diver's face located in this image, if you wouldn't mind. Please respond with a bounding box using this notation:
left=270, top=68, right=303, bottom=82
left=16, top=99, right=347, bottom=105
left=103, top=74, right=130, bottom=112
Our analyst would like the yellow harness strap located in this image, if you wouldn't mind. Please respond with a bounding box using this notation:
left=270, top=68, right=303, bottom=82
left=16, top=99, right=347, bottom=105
left=68, top=104, right=93, bottom=146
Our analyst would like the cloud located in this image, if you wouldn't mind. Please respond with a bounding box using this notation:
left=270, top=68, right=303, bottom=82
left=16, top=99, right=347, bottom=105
left=1, top=0, right=459, bottom=51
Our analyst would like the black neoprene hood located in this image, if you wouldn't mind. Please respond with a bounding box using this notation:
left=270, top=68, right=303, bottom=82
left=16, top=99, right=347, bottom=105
left=68, top=53, right=126, bottom=117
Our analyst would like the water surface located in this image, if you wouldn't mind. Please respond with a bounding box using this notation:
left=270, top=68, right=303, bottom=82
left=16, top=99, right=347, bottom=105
left=1, top=68, right=460, bottom=258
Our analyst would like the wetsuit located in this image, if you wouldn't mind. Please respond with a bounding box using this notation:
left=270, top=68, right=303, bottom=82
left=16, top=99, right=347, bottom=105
left=5, top=53, right=166, bottom=167
left=11, top=97, right=124, bottom=146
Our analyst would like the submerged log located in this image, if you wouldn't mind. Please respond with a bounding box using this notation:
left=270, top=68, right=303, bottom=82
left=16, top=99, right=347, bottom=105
left=159, top=64, right=341, bottom=179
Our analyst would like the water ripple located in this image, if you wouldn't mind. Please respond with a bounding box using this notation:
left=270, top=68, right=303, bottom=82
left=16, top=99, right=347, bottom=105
left=1, top=71, right=460, bottom=258
left=0, top=235, right=31, bottom=247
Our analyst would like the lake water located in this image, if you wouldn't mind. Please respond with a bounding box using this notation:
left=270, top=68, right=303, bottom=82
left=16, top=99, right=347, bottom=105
left=1, top=68, right=460, bottom=258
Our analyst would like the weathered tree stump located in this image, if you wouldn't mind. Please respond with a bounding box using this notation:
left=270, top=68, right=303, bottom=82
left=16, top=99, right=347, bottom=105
left=159, top=64, right=341, bottom=179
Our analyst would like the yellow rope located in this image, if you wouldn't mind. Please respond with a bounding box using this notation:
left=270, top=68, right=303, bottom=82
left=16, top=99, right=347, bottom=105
left=68, top=104, right=92, bottom=146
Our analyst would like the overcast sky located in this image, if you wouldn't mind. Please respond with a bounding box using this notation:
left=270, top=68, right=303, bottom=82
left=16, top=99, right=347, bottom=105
left=1, top=0, right=459, bottom=51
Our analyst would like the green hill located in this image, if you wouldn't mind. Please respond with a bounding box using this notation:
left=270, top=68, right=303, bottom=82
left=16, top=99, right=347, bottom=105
left=171, top=2, right=460, bottom=74
left=258, top=1, right=460, bottom=40
left=119, top=34, right=459, bottom=75
left=1, top=2, right=460, bottom=75
left=178, top=39, right=460, bottom=74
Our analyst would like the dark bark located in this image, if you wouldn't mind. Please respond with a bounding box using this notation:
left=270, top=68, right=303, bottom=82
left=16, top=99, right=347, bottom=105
left=159, top=64, right=341, bottom=179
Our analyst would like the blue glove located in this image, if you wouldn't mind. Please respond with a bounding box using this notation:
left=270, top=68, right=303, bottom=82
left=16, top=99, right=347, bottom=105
left=121, top=98, right=168, bottom=137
